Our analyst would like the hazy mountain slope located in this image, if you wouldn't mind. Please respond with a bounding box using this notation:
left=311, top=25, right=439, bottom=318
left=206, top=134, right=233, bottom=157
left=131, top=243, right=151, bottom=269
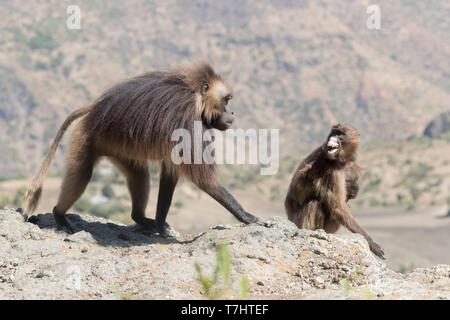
left=0, top=0, right=449, bottom=177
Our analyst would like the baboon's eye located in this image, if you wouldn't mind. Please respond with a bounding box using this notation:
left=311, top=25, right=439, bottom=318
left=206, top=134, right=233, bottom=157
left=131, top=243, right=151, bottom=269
left=224, top=94, right=232, bottom=105
left=201, top=83, right=210, bottom=94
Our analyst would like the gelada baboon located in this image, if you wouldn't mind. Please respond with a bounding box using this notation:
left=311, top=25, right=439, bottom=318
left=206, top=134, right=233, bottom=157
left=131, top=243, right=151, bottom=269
left=22, top=63, right=262, bottom=236
left=285, top=124, right=384, bottom=258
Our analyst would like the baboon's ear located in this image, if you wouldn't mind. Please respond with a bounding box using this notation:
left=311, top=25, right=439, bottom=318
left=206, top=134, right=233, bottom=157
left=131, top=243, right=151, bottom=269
left=201, top=83, right=210, bottom=95
left=195, top=92, right=212, bottom=123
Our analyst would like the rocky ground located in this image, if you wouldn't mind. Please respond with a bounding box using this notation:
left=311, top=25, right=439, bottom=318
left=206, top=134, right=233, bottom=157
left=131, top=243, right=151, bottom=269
left=0, top=208, right=449, bottom=300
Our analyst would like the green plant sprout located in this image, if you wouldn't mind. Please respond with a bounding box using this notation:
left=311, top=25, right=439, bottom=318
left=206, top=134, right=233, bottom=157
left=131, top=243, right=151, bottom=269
left=195, top=243, right=249, bottom=300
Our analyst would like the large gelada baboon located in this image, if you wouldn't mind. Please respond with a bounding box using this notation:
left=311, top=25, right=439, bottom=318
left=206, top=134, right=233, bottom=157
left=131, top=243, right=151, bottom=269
left=285, top=124, right=384, bottom=258
left=22, top=63, right=263, bottom=236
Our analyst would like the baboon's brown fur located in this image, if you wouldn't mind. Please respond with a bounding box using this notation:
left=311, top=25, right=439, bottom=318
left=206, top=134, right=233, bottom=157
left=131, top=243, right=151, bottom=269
left=22, top=63, right=261, bottom=235
left=285, top=124, right=384, bottom=258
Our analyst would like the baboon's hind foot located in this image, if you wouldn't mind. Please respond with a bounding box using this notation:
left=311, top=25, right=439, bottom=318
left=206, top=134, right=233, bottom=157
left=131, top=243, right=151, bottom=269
left=53, top=208, right=76, bottom=234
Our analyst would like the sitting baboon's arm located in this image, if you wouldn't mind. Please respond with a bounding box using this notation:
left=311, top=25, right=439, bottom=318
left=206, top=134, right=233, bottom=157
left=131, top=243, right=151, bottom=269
left=323, top=183, right=384, bottom=259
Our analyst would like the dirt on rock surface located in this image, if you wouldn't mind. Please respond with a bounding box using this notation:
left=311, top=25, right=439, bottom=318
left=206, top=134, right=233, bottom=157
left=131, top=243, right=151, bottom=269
left=0, top=208, right=449, bottom=299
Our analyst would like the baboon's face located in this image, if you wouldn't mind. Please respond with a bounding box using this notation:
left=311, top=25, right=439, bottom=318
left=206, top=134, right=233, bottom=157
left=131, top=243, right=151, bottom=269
left=325, top=124, right=359, bottom=161
left=201, top=80, right=234, bottom=131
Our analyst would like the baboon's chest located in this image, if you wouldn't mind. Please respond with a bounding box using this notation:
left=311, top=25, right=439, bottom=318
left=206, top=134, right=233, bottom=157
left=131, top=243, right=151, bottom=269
left=312, top=170, right=346, bottom=199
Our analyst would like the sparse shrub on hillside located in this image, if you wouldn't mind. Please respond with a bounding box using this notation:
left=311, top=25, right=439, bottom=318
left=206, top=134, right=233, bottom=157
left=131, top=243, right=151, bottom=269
left=101, top=183, right=115, bottom=199
left=410, top=163, right=433, bottom=181
left=50, top=52, right=64, bottom=70
left=34, top=61, right=48, bottom=70
left=74, top=54, right=86, bottom=67
left=62, top=66, right=71, bottom=78
left=27, top=30, right=58, bottom=51
left=426, top=176, right=443, bottom=189
left=406, top=201, right=416, bottom=211
left=396, top=193, right=405, bottom=204
left=387, top=154, right=397, bottom=166
left=409, top=186, right=423, bottom=202
left=174, top=200, right=184, bottom=209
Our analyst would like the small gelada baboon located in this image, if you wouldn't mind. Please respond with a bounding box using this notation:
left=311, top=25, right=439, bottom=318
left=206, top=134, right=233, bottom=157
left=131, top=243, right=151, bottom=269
left=284, top=124, right=384, bottom=258
left=22, top=63, right=263, bottom=236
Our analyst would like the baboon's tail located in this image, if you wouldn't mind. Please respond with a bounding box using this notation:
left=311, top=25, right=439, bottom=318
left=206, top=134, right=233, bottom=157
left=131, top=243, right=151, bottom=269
left=21, top=103, right=95, bottom=219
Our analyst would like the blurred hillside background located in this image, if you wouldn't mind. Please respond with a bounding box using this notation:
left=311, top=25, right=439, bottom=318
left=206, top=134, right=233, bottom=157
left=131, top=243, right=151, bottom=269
left=0, top=0, right=449, bottom=270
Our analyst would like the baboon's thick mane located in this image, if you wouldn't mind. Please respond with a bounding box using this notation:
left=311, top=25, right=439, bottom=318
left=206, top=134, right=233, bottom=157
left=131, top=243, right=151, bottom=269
left=85, top=63, right=221, bottom=184
left=86, top=64, right=223, bottom=144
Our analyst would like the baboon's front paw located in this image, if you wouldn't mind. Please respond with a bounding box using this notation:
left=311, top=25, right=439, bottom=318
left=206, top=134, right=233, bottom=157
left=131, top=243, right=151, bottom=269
left=242, top=213, right=265, bottom=226
left=155, top=224, right=172, bottom=238
left=370, top=242, right=385, bottom=259
left=155, top=220, right=179, bottom=238
left=135, top=218, right=174, bottom=238
left=255, top=220, right=269, bottom=227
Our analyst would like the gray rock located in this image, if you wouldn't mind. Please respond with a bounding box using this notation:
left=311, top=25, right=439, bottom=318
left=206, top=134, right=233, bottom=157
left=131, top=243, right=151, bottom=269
left=0, top=208, right=449, bottom=299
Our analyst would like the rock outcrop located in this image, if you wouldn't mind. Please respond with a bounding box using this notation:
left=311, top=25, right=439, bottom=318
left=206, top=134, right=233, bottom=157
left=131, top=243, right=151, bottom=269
left=0, top=208, right=449, bottom=299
